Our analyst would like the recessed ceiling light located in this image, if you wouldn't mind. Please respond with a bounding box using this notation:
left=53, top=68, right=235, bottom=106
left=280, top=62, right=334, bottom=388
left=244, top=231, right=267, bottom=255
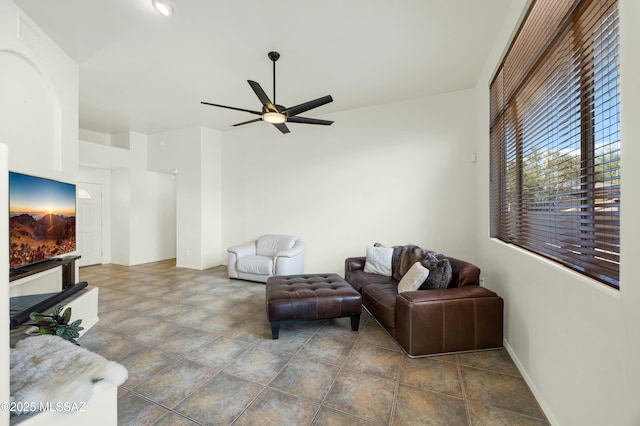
left=152, top=0, right=174, bottom=16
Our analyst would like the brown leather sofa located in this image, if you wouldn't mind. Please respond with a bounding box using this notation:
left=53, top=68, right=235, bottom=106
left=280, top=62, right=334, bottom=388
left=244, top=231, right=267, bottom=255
left=345, top=255, right=504, bottom=357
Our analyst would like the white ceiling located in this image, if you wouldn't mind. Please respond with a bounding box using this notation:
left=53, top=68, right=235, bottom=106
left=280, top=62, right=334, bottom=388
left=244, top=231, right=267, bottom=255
left=14, top=0, right=511, bottom=135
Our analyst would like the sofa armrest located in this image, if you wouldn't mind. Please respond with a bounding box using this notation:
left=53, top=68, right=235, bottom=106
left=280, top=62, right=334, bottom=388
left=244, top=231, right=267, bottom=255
left=395, top=286, right=503, bottom=356
left=227, top=242, right=256, bottom=279
left=274, top=241, right=305, bottom=276
left=227, top=242, right=257, bottom=258
left=442, top=256, right=481, bottom=287
left=274, top=240, right=304, bottom=258
left=345, top=257, right=366, bottom=275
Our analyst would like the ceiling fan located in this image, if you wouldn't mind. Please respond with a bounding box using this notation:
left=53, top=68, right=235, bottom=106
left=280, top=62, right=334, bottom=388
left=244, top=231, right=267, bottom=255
left=201, top=51, right=334, bottom=134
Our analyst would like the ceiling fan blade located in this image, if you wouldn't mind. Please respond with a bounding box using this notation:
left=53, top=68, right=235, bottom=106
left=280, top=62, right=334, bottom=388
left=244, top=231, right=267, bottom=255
left=273, top=123, right=290, bottom=134
left=232, top=118, right=262, bottom=127
left=200, top=101, right=262, bottom=116
left=287, top=116, right=334, bottom=126
left=284, top=95, right=333, bottom=117
left=247, top=80, right=276, bottom=111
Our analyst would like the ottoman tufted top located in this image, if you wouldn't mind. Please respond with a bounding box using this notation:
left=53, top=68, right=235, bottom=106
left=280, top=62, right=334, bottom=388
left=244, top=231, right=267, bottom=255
left=266, top=273, right=362, bottom=322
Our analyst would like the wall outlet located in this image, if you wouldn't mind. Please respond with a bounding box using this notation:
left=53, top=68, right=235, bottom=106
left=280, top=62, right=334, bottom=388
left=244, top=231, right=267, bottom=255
left=479, top=276, right=485, bottom=286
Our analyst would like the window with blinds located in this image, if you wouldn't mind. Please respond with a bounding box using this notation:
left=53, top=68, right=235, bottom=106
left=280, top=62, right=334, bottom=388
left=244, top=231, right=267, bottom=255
left=489, top=0, right=620, bottom=288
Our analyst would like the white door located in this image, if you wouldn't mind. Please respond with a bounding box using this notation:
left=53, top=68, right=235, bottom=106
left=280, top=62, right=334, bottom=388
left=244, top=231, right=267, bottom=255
left=77, top=183, right=102, bottom=267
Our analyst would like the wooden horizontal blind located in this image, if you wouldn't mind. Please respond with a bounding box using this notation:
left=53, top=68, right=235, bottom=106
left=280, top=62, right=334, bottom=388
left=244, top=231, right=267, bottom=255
left=490, top=0, right=620, bottom=287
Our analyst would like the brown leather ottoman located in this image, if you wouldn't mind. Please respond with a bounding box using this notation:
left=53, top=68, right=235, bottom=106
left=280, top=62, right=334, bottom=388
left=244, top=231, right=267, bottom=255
left=265, top=274, right=362, bottom=339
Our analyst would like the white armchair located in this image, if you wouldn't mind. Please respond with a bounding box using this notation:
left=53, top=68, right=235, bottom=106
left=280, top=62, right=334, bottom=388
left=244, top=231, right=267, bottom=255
left=227, top=234, right=305, bottom=283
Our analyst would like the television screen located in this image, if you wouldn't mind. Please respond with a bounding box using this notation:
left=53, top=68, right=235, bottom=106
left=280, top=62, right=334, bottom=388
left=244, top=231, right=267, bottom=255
left=9, top=172, right=76, bottom=270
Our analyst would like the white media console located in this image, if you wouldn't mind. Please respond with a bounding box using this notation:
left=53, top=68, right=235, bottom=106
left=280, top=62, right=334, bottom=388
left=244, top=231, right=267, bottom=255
left=9, top=256, right=98, bottom=334
left=9, top=258, right=107, bottom=426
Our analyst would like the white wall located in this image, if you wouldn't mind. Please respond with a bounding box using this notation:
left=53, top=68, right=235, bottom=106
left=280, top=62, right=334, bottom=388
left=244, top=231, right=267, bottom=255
left=128, top=132, right=148, bottom=169
left=0, top=0, right=79, bottom=420
left=107, top=167, right=176, bottom=266
left=200, top=127, right=223, bottom=268
left=80, top=141, right=131, bottom=169
left=129, top=169, right=176, bottom=265
left=148, top=126, right=223, bottom=269
left=221, top=90, right=479, bottom=274
left=80, top=132, right=176, bottom=266
left=80, top=132, right=147, bottom=170
left=79, top=129, right=111, bottom=146
left=0, top=1, right=78, bottom=183
left=473, top=1, right=640, bottom=425
left=110, top=169, right=131, bottom=265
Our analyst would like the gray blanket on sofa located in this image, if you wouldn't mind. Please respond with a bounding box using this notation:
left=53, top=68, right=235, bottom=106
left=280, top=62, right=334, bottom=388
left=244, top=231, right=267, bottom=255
left=392, top=244, right=452, bottom=289
left=393, top=245, right=436, bottom=280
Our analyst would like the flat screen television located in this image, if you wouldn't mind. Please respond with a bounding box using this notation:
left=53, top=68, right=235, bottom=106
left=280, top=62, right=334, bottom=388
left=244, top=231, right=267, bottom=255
left=9, top=171, right=77, bottom=271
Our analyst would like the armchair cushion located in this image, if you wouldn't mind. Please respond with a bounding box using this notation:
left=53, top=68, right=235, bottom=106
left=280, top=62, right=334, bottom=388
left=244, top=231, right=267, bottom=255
left=236, top=255, right=274, bottom=275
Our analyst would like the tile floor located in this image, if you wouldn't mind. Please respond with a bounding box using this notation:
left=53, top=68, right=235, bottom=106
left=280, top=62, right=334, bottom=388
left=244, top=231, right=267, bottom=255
left=78, top=260, right=549, bottom=426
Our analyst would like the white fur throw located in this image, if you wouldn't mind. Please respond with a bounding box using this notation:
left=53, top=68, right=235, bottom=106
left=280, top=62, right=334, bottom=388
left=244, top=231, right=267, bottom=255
left=10, top=335, right=128, bottom=415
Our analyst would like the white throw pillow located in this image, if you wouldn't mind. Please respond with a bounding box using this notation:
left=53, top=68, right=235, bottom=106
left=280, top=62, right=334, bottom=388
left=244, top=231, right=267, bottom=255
left=398, top=262, right=430, bottom=293
left=363, top=245, right=393, bottom=276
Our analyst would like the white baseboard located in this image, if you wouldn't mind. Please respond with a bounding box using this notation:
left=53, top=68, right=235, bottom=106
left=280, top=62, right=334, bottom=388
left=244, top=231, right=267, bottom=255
left=503, top=338, right=558, bottom=425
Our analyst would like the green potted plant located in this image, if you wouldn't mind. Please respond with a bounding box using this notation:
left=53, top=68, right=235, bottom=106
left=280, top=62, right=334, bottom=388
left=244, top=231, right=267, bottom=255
left=29, top=305, right=84, bottom=344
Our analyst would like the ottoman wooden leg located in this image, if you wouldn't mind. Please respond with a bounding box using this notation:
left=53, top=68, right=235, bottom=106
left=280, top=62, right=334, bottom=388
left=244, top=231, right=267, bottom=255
left=350, top=314, right=360, bottom=331
left=271, top=322, right=280, bottom=339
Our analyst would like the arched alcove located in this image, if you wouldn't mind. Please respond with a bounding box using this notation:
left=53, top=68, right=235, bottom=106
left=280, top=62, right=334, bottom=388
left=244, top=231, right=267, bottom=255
left=0, top=50, right=62, bottom=172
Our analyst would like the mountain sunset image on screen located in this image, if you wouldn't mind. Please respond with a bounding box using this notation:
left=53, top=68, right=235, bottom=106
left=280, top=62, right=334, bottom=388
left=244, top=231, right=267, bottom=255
left=9, top=172, right=76, bottom=269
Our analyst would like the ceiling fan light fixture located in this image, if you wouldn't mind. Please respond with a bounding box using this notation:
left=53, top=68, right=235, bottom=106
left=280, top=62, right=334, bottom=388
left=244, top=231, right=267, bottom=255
left=201, top=51, right=333, bottom=134
left=263, top=112, right=286, bottom=124
left=152, top=0, right=174, bottom=16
